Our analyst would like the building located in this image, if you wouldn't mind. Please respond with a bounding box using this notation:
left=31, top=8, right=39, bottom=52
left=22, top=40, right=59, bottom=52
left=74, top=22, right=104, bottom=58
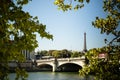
left=8, top=50, right=35, bottom=69
left=21, top=50, right=35, bottom=60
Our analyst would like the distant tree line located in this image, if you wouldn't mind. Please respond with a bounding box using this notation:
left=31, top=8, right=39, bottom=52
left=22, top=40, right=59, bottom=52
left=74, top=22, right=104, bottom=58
left=36, top=49, right=84, bottom=59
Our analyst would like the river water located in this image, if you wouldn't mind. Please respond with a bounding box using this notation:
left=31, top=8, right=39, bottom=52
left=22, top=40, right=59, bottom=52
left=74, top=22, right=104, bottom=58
left=9, top=72, right=94, bottom=80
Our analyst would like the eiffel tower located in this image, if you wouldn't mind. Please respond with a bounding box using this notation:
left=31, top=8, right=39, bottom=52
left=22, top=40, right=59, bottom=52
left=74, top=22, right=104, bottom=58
left=83, top=32, right=87, bottom=53
left=83, top=32, right=89, bottom=64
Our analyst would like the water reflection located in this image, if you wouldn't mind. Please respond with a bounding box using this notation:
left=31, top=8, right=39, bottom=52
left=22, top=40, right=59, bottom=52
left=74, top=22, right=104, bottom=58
left=9, top=72, right=94, bottom=80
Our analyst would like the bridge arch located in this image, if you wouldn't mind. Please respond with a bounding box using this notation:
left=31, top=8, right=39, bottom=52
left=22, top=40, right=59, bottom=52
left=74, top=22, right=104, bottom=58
left=58, top=62, right=82, bottom=72
left=38, top=63, right=53, bottom=67
left=58, top=60, right=85, bottom=68
left=37, top=63, right=53, bottom=71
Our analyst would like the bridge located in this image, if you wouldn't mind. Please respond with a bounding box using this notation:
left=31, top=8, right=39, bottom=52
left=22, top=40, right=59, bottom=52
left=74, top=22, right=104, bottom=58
left=36, top=57, right=85, bottom=72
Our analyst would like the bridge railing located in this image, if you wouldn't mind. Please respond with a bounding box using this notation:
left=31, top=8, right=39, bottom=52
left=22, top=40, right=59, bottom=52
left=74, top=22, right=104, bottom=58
left=36, top=56, right=85, bottom=62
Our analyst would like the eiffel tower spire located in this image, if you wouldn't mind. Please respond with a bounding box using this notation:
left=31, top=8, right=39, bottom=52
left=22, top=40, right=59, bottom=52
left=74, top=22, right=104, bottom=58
left=83, top=32, right=87, bottom=53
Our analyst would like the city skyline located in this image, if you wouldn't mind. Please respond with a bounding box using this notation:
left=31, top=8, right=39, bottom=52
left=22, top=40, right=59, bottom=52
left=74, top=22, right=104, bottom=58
left=23, top=0, right=114, bottom=52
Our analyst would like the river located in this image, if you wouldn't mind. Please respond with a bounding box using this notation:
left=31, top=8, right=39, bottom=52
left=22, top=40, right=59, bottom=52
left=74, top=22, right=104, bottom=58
left=9, top=72, right=94, bottom=80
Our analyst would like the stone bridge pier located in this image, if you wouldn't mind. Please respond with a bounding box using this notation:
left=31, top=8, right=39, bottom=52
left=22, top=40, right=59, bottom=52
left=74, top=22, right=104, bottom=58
left=36, top=57, right=85, bottom=72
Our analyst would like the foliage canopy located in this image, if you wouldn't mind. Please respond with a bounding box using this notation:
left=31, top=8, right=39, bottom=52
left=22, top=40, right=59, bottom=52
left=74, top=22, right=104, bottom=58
left=0, top=0, right=53, bottom=79
left=54, top=0, right=120, bottom=79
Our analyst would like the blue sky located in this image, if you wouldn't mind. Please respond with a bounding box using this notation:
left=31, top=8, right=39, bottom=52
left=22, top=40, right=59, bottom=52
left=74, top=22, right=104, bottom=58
left=23, top=0, right=113, bottom=52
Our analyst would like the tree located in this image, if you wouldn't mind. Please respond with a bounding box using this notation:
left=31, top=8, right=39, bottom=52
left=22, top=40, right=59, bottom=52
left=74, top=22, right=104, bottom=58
left=38, top=50, right=48, bottom=56
left=51, top=49, right=71, bottom=58
left=54, top=0, right=120, bottom=79
left=71, top=51, right=80, bottom=58
left=48, top=50, right=55, bottom=56
left=52, top=50, right=62, bottom=58
left=61, top=49, right=71, bottom=58
left=0, top=0, right=53, bottom=80
left=79, top=46, right=120, bottom=79
left=54, top=0, right=90, bottom=11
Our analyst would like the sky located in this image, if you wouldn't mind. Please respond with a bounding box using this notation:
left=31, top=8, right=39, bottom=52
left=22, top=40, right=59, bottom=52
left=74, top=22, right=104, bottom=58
left=23, top=0, right=114, bottom=52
